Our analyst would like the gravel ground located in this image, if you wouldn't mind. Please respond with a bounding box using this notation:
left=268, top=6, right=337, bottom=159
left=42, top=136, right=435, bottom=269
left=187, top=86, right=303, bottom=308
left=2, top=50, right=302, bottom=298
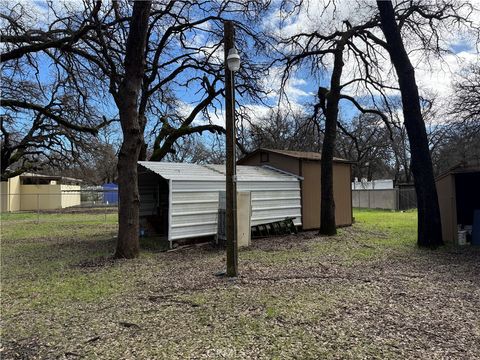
left=1, top=211, right=479, bottom=359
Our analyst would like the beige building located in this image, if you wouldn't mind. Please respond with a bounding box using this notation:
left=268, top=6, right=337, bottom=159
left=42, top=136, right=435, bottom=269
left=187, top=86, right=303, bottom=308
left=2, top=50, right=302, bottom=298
left=1, top=173, right=82, bottom=212
left=238, top=149, right=353, bottom=230
left=435, top=164, right=480, bottom=244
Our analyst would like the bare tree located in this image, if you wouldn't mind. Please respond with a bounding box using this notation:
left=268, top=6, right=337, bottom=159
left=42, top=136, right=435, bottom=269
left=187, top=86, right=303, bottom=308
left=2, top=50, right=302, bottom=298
left=2, top=0, right=268, bottom=258
left=47, top=140, right=118, bottom=185
left=0, top=64, right=110, bottom=180
left=376, top=0, right=443, bottom=247
left=336, top=95, right=464, bottom=185
left=114, top=1, right=152, bottom=258
left=451, top=63, right=480, bottom=133
left=277, top=3, right=391, bottom=235
left=0, top=1, right=115, bottom=179
left=163, top=134, right=225, bottom=164
left=0, top=1, right=103, bottom=62
left=245, top=107, right=322, bottom=152
left=275, top=0, right=477, bottom=241
left=336, top=114, right=392, bottom=181
left=433, top=121, right=480, bottom=173
left=365, top=0, right=478, bottom=246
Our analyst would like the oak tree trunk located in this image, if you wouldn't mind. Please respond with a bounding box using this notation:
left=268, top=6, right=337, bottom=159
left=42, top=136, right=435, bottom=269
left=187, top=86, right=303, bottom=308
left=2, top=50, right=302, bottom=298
left=114, top=1, right=152, bottom=259
left=319, top=43, right=345, bottom=235
left=377, top=0, right=443, bottom=247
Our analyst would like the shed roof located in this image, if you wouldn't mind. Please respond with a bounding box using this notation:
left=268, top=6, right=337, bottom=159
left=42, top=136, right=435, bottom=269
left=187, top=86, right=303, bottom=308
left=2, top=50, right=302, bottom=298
left=238, top=148, right=354, bottom=164
left=435, top=163, right=480, bottom=181
left=205, top=164, right=302, bottom=181
left=139, top=162, right=223, bottom=181
left=138, top=161, right=301, bottom=182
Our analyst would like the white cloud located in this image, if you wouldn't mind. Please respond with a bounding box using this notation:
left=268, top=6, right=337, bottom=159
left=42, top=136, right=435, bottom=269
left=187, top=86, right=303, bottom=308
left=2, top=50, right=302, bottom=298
left=261, top=66, right=314, bottom=104
left=264, top=0, right=376, bottom=40
left=415, top=51, right=478, bottom=98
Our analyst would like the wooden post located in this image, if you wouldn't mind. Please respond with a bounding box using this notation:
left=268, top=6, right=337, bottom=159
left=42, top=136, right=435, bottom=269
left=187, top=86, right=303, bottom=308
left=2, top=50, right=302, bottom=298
left=37, top=193, right=40, bottom=224
left=224, top=20, right=238, bottom=277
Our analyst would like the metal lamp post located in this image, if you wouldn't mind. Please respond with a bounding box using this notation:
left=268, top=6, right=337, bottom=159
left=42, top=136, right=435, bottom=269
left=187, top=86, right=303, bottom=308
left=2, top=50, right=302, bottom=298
left=224, top=20, right=240, bottom=278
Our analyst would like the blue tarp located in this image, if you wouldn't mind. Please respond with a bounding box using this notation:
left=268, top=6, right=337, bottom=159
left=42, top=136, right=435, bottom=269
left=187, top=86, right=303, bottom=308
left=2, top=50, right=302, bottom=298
left=103, top=183, right=118, bottom=204
left=472, top=209, right=480, bottom=246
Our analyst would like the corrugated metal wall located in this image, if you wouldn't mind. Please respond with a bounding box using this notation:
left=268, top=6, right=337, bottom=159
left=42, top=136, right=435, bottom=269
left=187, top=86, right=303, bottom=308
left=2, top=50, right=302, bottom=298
left=138, top=162, right=302, bottom=242
left=170, top=179, right=224, bottom=240
left=207, top=165, right=302, bottom=228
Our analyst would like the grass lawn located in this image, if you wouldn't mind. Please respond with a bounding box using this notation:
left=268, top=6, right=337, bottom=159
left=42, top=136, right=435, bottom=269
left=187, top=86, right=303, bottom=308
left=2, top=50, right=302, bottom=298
left=1, top=209, right=479, bottom=359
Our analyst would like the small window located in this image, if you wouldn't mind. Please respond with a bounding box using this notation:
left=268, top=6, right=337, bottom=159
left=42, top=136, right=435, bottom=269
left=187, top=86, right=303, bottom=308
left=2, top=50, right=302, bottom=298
left=260, top=152, right=269, bottom=162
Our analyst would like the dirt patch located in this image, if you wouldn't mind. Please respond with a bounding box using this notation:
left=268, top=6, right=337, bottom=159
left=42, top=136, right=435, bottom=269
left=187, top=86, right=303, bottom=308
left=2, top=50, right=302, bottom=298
left=72, top=256, right=118, bottom=270
left=1, top=338, right=44, bottom=360
left=246, top=230, right=324, bottom=253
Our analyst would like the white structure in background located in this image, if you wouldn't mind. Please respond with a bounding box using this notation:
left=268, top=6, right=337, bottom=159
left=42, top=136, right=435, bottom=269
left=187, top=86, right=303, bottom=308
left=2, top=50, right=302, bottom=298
left=351, top=178, right=394, bottom=190
left=138, top=162, right=302, bottom=247
left=351, top=177, right=417, bottom=210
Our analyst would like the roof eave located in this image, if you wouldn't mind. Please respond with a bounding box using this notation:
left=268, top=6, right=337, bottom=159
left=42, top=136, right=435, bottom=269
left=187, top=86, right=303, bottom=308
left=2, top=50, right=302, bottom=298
left=238, top=148, right=355, bottom=164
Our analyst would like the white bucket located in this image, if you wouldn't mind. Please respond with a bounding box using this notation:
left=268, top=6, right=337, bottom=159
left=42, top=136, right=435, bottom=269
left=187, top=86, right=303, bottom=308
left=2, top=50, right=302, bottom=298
left=458, top=230, right=467, bottom=246
left=464, top=225, right=473, bottom=235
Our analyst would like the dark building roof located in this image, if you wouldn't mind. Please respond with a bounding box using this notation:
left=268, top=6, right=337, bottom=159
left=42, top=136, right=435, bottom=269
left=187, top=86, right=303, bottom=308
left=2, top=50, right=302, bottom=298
left=238, top=148, right=354, bottom=164
left=436, top=162, right=480, bottom=181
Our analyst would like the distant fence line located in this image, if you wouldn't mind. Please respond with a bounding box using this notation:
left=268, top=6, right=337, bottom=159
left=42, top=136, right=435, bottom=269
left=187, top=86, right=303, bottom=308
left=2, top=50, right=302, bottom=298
left=352, top=188, right=417, bottom=211
left=2, top=187, right=416, bottom=214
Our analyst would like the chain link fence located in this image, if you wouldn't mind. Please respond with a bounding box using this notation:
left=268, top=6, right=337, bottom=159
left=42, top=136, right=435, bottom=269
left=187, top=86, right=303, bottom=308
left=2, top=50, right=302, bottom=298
left=1, top=189, right=118, bottom=224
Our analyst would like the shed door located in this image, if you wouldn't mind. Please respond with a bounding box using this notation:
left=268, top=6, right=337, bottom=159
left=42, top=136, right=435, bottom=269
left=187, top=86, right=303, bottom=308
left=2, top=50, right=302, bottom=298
left=455, top=172, right=480, bottom=227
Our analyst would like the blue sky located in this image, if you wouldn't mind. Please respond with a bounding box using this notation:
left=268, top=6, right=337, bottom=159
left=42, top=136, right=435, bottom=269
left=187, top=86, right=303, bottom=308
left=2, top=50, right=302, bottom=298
left=3, top=0, right=479, bottom=151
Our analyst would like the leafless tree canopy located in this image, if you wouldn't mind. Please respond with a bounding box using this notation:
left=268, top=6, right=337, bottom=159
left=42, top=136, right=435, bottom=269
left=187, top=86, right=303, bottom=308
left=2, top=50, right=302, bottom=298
left=164, top=134, right=225, bottom=164
left=1, top=0, right=270, bottom=179
left=243, top=108, right=322, bottom=152
left=0, top=1, right=113, bottom=179
left=451, top=63, right=480, bottom=131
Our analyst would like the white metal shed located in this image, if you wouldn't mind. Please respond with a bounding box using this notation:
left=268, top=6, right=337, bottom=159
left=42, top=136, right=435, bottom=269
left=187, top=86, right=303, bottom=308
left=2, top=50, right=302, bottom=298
left=138, top=161, right=302, bottom=246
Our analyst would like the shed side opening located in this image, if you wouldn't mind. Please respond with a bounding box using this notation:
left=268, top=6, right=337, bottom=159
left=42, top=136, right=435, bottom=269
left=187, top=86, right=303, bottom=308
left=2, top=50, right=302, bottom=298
left=455, top=171, right=480, bottom=234
left=138, top=168, right=169, bottom=238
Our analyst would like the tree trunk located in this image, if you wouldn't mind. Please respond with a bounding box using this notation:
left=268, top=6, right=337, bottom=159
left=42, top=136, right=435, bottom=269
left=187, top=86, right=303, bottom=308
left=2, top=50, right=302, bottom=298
left=319, top=43, right=345, bottom=236
left=377, top=1, right=443, bottom=247
left=114, top=1, right=152, bottom=259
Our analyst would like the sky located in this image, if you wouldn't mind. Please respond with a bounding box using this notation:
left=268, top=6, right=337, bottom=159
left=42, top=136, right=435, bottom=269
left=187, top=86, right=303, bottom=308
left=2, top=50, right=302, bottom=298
left=251, top=0, right=480, bottom=124
left=3, top=0, right=479, bottom=145
left=191, top=0, right=479, bottom=132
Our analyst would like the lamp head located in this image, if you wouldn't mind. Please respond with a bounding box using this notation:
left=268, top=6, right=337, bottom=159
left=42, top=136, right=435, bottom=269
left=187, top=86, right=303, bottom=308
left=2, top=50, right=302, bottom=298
left=227, top=48, right=241, bottom=72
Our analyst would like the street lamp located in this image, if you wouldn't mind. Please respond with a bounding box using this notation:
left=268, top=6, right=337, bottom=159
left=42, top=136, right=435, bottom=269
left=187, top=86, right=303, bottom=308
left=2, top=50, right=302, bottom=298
left=227, top=48, right=241, bottom=72
left=224, top=21, right=240, bottom=278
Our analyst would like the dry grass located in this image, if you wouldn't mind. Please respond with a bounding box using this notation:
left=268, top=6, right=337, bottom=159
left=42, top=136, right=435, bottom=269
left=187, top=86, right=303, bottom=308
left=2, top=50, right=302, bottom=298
left=1, top=210, right=479, bottom=359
